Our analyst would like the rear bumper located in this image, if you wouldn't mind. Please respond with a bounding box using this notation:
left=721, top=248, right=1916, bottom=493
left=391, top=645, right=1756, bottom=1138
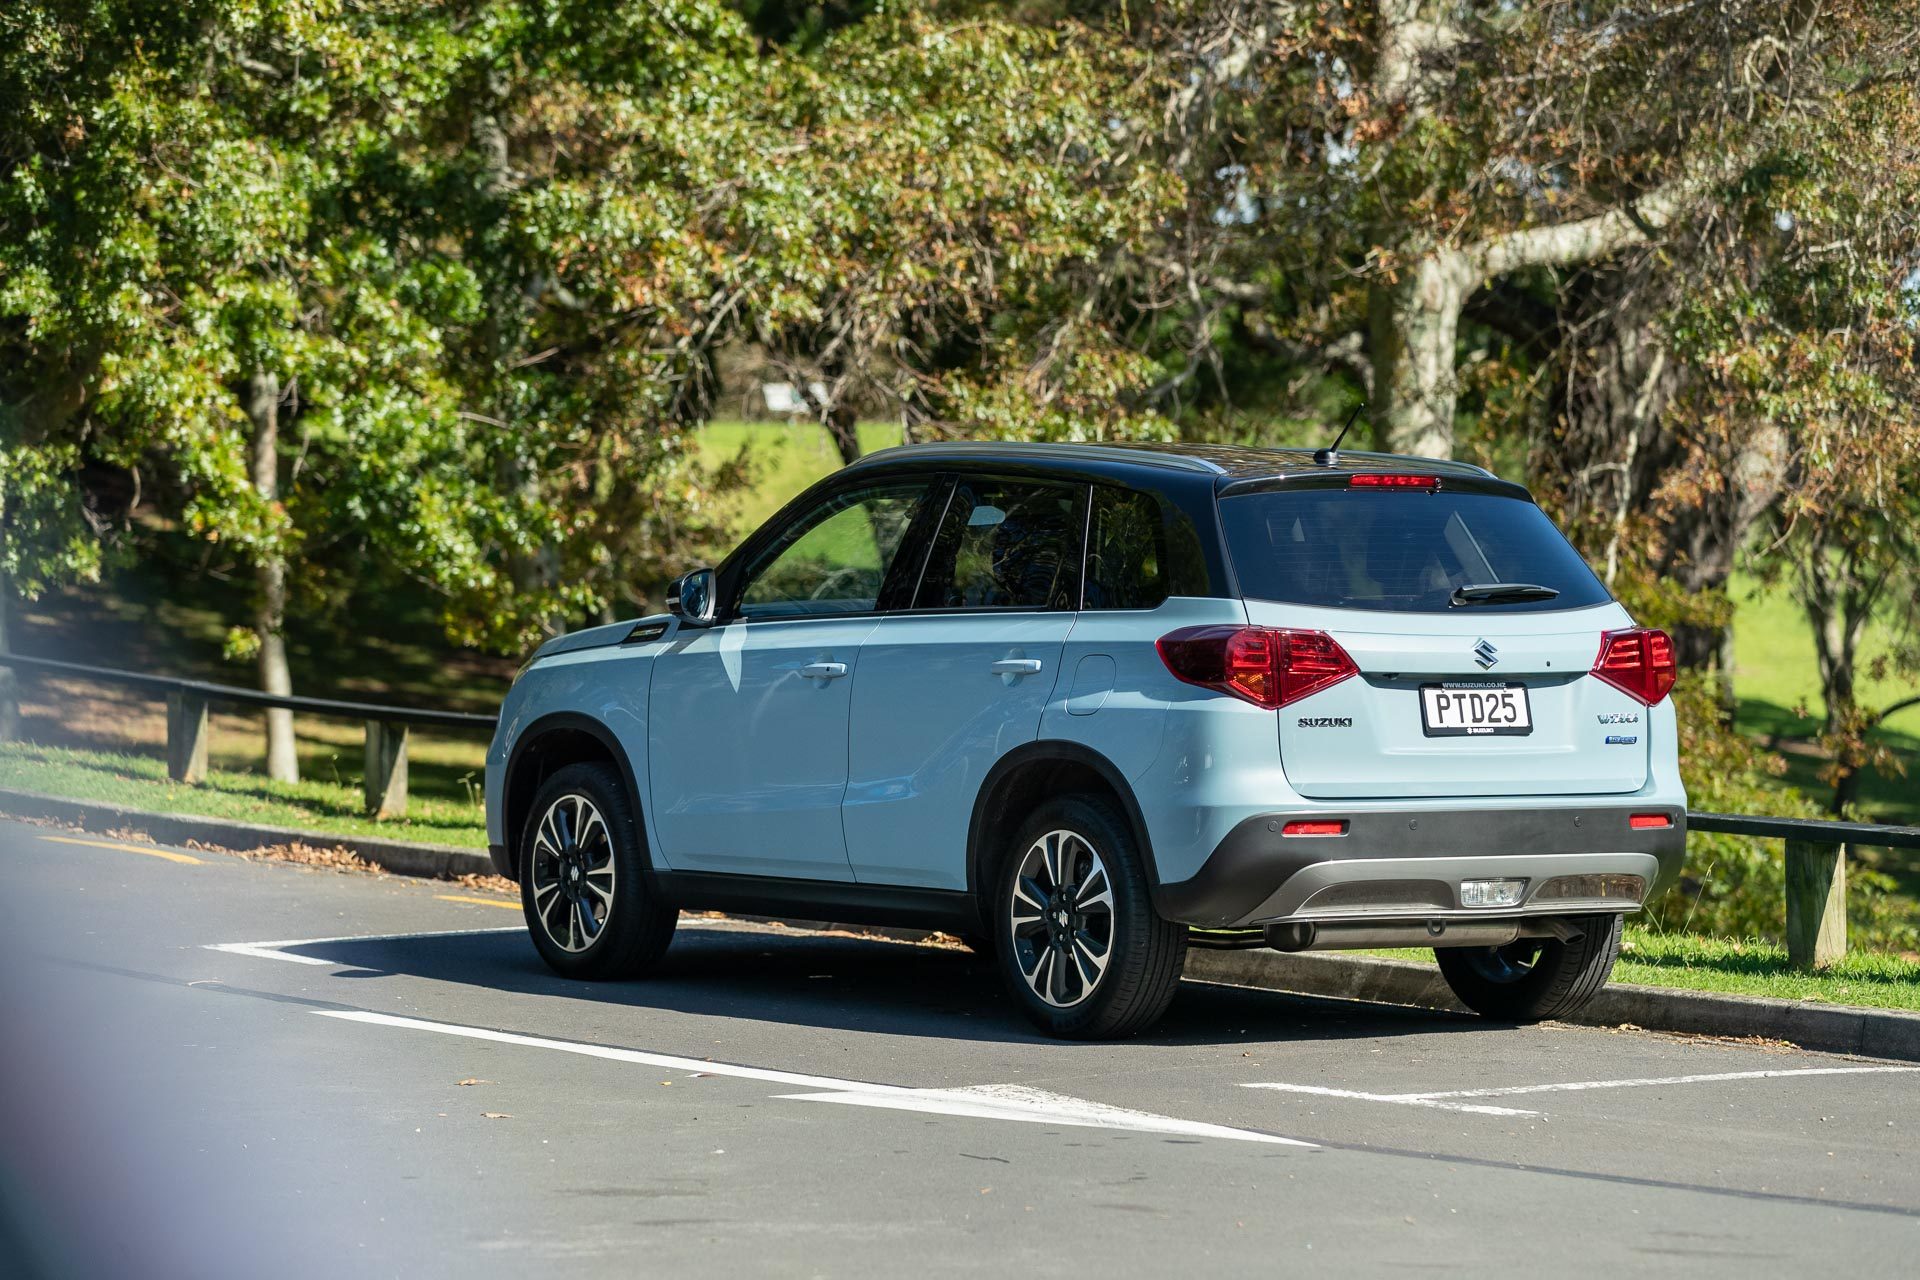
left=1155, top=805, right=1686, bottom=929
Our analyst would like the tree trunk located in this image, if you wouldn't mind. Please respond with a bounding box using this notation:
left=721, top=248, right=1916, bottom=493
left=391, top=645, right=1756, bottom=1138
left=0, top=571, right=18, bottom=742
left=246, top=370, right=298, bottom=784
left=1368, top=253, right=1469, bottom=459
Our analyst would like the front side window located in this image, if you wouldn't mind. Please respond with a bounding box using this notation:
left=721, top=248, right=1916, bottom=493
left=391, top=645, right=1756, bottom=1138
left=737, top=482, right=928, bottom=618
left=914, top=478, right=1084, bottom=611
left=1218, top=487, right=1611, bottom=614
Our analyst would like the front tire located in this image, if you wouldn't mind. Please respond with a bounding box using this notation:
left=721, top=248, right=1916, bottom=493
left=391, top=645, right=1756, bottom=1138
left=992, top=794, right=1186, bottom=1039
left=1435, top=913, right=1623, bottom=1022
left=519, top=762, right=676, bottom=979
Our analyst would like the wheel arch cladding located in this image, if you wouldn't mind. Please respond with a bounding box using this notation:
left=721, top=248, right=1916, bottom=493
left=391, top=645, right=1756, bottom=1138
left=967, top=742, right=1159, bottom=902
left=503, top=713, right=647, bottom=880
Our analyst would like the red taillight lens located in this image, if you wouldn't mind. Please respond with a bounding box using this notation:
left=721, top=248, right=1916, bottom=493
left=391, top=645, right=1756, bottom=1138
left=1281, top=820, right=1348, bottom=837
left=1349, top=473, right=1440, bottom=489
left=1156, top=626, right=1359, bottom=709
left=1629, top=813, right=1673, bottom=830
left=1591, top=627, right=1677, bottom=705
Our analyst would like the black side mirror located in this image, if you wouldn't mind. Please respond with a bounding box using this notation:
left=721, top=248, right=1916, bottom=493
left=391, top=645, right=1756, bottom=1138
left=666, top=567, right=718, bottom=627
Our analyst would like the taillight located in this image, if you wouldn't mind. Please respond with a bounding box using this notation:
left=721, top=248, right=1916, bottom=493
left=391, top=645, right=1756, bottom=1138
left=1591, top=628, right=1677, bottom=705
left=1349, top=473, right=1440, bottom=489
left=1156, top=626, right=1359, bottom=709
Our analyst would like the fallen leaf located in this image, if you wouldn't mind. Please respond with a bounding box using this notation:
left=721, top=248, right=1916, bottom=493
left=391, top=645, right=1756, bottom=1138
left=482, top=1112, right=512, bottom=1120
left=457, top=1079, right=490, bottom=1087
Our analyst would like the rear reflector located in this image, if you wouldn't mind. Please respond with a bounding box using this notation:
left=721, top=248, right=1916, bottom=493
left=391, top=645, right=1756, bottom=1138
left=1629, top=813, right=1673, bottom=830
left=1591, top=627, right=1678, bottom=705
left=1349, top=473, right=1440, bottom=489
left=1156, top=626, right=1360, bottom=709
left=1281, top=820, right=1348, bottom=837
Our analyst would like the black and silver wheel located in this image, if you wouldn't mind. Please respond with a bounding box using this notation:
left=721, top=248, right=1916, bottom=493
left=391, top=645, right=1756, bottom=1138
left=519, top=762, right=676, bottom=979
left=1435, top=913, right=1623, bottom=1022
left=993, top=794, right=1186, bottom=1039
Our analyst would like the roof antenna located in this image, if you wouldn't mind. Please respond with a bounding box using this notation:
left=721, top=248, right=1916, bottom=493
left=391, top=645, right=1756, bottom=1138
left=1314, top=402, right=1364, bottom=468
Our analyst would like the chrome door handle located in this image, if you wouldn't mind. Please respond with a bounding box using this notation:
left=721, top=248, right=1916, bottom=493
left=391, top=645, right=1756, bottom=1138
left=989, top=659, right=1044, bottom=676
left=799, top=661, right=849, bottom=680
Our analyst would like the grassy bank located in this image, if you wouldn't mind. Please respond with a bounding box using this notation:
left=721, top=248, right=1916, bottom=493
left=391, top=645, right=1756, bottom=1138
left=1365, top=926, right=1920, bottom=1014
left=0, top=741, right=487, bottom=849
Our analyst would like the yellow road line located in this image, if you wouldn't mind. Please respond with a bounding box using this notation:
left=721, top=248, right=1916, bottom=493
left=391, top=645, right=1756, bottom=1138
left=435, top=894, right=519, bottom=911
left=41, top=835, right=203, bottom=865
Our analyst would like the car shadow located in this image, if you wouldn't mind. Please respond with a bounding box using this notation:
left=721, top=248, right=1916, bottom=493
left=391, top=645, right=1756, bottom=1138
left=283, top=922, right=1509, bottom=1050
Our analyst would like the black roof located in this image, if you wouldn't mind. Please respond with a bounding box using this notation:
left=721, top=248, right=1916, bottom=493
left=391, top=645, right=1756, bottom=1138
left=846, top=439, right=1498, bottom=483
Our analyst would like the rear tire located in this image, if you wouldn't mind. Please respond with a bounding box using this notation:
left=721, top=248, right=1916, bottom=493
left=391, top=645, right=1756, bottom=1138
left=519, top=762, right=676, bottom=979
left=1435, top=913, right=1623, bottom=1022
left=992, top=794, right=1186, bottom=1039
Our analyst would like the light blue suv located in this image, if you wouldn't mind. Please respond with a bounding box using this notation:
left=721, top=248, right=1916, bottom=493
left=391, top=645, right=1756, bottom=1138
left=485, top=442, right=1686, bottom=1038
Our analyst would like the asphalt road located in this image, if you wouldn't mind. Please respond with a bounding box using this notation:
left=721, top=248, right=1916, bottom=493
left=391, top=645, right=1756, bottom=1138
left=1, top=817, right=1916, bottom=1278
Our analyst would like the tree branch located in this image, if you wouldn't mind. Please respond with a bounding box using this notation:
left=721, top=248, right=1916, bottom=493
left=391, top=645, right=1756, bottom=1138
left=1470, top=176, right=1704, bottom=279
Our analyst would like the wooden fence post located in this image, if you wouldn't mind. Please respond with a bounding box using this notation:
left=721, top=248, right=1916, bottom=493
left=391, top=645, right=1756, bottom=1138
left=364, top=720, right=409, bottom=818
left=1784, top=838, right=1846, bottom=970
left=165, top=693, right=209, bottom=784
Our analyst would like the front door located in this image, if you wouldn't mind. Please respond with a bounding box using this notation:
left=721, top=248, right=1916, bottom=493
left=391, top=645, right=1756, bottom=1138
left=648, top=479, right=933, bottom=880
left=844, top=476, right=1087, bottom=889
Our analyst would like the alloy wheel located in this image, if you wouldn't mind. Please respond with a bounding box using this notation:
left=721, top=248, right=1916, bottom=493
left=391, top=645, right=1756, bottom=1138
left=528, top=793, right=615, bottom=953
left=1007, top=829, right=1115, bottom=1008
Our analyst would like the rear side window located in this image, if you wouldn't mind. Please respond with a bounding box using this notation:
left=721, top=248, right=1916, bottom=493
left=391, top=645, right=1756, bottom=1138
left=1218, top=488, right=1610, bottom=613
left=1084, top=487, right=1168, bottom=610
left=914, top=478, right=1083, bottom=611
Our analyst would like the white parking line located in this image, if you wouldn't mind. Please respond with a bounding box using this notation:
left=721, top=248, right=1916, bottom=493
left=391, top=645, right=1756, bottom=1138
left=204, top=928, right=521, bottom=966
left=1244, top=1065, right=1920, bottom=1117
left=320, top=1010, right=1313, bottom=1146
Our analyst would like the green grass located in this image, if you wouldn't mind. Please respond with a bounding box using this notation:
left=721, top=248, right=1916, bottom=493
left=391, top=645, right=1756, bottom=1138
left=1728, top=568, right=1919, bottom=828
left=1361, top=925, right=1920, bottom=1014
left=0, top=741, right=487, bottom=849
left=697, top=419, right=904, bottom=538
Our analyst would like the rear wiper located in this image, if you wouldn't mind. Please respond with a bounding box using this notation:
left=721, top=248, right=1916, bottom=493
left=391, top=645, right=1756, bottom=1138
left=1450, top=582, right=1559, bottom=607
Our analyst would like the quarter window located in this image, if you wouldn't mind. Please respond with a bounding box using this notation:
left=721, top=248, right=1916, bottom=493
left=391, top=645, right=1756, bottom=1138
left=1083, top=486, right=1169, bottom=610
left=913, top=478, right=1084, bottom=611
left=737, top=483, right=928, bottom=618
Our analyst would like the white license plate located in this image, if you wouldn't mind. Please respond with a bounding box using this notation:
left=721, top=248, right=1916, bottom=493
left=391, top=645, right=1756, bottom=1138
left=1420, top=682, right=1532, bottom=737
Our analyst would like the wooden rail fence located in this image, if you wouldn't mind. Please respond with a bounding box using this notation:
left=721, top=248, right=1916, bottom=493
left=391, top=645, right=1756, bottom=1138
left=4, top=653, right=1918, bottom=971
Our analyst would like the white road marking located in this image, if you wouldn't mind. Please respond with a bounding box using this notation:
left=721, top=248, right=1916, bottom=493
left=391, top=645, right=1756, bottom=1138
left=781, top=1082, right=1313, bottom=1142
left=1418, top=1065, right=1920, bottom=1099
left=1245, top=1065, right=1920, bottom=1117
left=318, top=1010, right=1311, bottom=1146
left=1240, top=1083, right=1538, bottom=1117
left=204, top=928, right=520, bottom=966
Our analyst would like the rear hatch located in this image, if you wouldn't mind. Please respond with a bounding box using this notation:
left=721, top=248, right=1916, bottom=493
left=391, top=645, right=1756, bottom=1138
left=1220, top=478, right=1654, bottom=800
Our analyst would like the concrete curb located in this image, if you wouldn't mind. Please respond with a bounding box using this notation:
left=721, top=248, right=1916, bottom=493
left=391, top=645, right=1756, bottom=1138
left=1185, top=947, right=1920, bottom=1063
left=8, top=785, right=1917, bottom=1062
left=0, top=786, right=494, bottom=881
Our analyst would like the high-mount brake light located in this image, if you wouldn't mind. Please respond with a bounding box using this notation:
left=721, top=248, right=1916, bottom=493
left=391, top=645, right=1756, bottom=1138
left=1348, top=473, right=1440, bottom=489
left=1591, top=627, right=1678, bottom=706
left=1155, top=626, right=1360, bottom=710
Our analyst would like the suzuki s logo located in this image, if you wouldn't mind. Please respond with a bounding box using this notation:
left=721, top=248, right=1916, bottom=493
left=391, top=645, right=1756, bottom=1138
left=1473, top=638, right=1499, bottom=670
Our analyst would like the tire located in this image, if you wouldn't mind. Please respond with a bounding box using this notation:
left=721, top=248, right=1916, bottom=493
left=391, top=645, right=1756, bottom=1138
left=519, top=762, right=676, bottom=979
left=1435, top=913, right=1624, bottom=1022
left=991, top=793, right=1187, bottom=1039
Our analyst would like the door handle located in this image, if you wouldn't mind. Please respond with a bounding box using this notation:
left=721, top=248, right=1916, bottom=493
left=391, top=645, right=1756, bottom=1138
left=799, top=661, right=849, bottom=681
left=989, top=658, right=1044, bottom=676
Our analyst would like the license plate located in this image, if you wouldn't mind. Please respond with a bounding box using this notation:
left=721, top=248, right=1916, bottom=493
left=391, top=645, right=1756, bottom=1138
left=1420, top=682, right=1532, bottom=736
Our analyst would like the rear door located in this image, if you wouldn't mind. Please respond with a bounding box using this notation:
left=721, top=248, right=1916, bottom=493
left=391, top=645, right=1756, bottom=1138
left=1220, top=481, right=1650, bottom=799
left=842, top=475, right=1086, bottom=888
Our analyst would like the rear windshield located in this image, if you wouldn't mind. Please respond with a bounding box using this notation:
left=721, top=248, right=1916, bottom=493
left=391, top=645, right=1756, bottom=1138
left=1218, top=488, right=1610, bottom=614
